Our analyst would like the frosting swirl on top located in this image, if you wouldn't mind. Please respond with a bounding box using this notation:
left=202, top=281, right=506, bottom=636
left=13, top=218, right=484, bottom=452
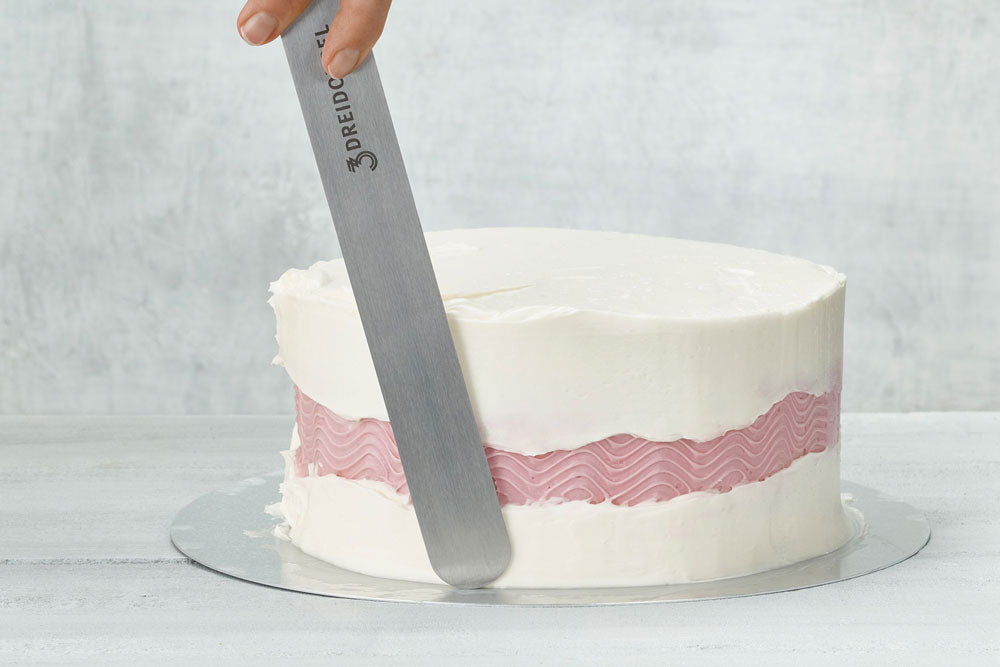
left=272, top=227, right=845, bottom=322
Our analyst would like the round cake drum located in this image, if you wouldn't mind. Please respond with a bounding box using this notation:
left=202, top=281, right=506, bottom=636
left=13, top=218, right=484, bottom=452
left=170, top=471, right=929, bottom=606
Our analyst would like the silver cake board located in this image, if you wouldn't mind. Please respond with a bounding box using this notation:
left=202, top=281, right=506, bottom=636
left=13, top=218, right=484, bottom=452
left=170, top=471, right=929, bottom=606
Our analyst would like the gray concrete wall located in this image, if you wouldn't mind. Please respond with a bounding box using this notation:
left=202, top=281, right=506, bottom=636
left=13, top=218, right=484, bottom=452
left=2, top=0, right=997, bottom=414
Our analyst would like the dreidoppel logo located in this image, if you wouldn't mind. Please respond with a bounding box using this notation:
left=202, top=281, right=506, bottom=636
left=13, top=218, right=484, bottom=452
left=345, top=150, right=377, bottom=172
left=315, top=25, right=378, bottom=174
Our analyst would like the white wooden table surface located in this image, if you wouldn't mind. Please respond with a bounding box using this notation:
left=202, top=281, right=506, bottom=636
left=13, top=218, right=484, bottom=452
left=1, top=413, right=997, bottom=665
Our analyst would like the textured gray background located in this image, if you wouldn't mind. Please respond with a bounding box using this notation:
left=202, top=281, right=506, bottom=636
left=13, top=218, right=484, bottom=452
left=2, top=0, right=997, bottom=415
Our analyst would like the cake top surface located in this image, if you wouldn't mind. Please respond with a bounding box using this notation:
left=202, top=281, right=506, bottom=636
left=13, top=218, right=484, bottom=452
left=271, top=227, right=845, bottom=321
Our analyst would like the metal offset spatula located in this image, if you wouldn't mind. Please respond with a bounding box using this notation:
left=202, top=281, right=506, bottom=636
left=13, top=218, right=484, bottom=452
left=280, top=0, right=510, bottom=588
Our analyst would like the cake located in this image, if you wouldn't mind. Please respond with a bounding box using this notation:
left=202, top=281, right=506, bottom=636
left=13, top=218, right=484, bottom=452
left=269, top=227, right=859, bottom=587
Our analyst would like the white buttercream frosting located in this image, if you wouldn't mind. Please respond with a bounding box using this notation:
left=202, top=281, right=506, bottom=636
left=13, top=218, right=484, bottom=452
left=270, top=227, right=845, bottom=453
left=277, top=428, right=859, bottom=587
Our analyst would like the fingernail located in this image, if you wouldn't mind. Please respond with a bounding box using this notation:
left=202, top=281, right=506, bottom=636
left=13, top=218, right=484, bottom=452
left=240, top=12, right=278, bottom=45
left=328, top=48, right=360, bottom=77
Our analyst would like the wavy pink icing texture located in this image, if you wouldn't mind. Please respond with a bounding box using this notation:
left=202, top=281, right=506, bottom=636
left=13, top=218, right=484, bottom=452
left=293, top=388, right=839, bottom=507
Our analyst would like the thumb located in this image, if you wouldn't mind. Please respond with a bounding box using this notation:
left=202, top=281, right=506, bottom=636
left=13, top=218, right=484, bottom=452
left=321, top=0, right=393, bottom=78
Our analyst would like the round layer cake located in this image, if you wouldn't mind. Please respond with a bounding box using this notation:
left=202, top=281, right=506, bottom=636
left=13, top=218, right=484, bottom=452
left=269, top=227, right=858, bottom=587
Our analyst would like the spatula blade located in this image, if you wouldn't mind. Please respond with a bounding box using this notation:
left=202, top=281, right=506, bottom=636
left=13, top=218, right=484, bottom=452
left=280, top=0, right=510, bottom=588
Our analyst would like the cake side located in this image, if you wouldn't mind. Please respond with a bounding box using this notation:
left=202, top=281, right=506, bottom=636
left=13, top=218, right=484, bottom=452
left=270, top=227, right=846, bottom=453
left=280, top=430, right=857, bottom=587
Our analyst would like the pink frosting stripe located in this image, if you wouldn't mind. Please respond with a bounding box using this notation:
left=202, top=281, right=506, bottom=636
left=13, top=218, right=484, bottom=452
left=293, top=388, right=839, bottom=507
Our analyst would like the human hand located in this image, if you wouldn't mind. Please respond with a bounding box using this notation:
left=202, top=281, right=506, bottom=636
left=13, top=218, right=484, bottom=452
left=237, top=0, right=392, bottom=78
